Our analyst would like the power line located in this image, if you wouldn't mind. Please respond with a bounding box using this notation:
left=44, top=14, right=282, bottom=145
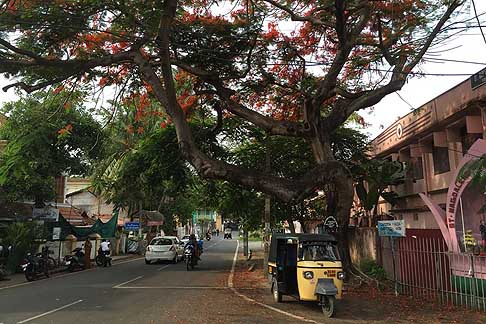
left=471, top=0, right=486, bottom=46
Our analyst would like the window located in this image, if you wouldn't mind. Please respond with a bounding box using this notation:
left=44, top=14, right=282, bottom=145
left=298, top=243, right=339, bottom=262
left=150, top=238, right=172, bottom=246
left=411, top=157, right=424, bottom=180
left=461, top=126, right=482, bottom=155
left=433, top=146, right=450, bottom=175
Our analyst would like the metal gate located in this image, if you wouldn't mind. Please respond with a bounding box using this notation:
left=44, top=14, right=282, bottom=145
left=380, top=235, right=486, bottom=311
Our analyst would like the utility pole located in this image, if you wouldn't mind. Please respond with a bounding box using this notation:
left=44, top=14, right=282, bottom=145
left=263, top=136, right=271, bottom=276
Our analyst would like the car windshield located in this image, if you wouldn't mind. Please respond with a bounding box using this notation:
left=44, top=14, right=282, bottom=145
left=299, top=243, right=339, bottom=262
left=182, top=236, right=190, bottom=240
left=150, top=238, right=172, bottom=246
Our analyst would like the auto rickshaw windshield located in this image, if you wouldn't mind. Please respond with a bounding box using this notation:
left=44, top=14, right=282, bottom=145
left=298, top=243, right=339, bottom=262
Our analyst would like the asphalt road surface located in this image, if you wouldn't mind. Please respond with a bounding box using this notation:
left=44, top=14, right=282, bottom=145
left=0, top=234, right=298, bottom=324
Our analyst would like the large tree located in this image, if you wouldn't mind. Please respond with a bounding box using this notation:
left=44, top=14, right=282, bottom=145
left=0, top=91, right=102, bottom=205
left=0, top=0, right=466, bottom=265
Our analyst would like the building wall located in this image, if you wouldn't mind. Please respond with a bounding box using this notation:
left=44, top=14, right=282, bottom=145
left=371, top=75, right=486, bottom=231
left=65, top=178, right=91, bottom=195
left=348, top=227, right=378, bottom=266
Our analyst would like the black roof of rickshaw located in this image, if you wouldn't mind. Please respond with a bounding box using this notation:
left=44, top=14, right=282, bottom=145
left=271, top=233, right=337, bottom=243
left=268, top=233, right=337, bottom=263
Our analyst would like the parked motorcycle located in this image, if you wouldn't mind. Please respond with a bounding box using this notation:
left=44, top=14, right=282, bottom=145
left=95, top=248, right=112, bottom=267
left=65, top=247, right=86, bottom=272
left=184, top=245, right=197, bottom=271
left=21, top=251, right=49, bottom=281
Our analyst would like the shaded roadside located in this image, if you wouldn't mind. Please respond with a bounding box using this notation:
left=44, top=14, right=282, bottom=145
left=232, top=241, right=486, bottom=324
left=0, top=254, right=140, bottom=289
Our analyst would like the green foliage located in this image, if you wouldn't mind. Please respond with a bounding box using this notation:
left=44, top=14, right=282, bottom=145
left=215, top=181, right=263, bottom=232
left=0, top=91, right=102, bottom=205
left=360, top=259, right=387, bottom=281
left=354, top=159, right=406, bottom=215
left=4, top=222, right=44, bottom=273
left=458, top=157, right=486, bottom=214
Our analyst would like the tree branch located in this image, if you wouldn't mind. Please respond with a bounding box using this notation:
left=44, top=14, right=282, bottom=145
left=263, top=0, right=329, bottom=26
left=173, top=60, right=311, bottom=137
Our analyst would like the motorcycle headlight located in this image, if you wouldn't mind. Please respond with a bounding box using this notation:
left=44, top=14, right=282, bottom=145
left=303, top=271, right=314, bottom=280
left=337, top=271, right=345, bottom=280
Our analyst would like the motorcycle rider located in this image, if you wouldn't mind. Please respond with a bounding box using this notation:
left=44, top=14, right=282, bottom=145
left=100, top=239, right=111, bottom=267
left=185, top=234, right=200, bottom=261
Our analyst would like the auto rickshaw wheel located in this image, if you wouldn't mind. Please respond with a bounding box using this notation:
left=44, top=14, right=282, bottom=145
left=320, top=295, right=335, bottom=318
left=272, top=279, right=282, bottom=303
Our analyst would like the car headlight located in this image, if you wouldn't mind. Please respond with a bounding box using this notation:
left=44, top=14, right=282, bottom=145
left=337, top=271, right=345, bottom=280
left=303, top=271, right=314, bottom=279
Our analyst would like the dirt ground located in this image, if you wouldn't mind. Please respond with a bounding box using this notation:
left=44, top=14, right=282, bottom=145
left=232, top=250, right=486, bottom=324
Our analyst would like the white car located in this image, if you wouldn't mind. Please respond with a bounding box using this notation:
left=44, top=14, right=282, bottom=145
left=180, top=234, right=200, bottom=245
left=145, top=236, right=184, bottom=264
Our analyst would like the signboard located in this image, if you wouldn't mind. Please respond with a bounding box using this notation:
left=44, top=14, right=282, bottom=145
left=124, top=222, right=140, bottom=231
left=323, top=216, right=338, bottom=234
left=52, top=227, right=61, bottom=240
left=378, top=220, right=405, bottom=237
left=147, top=220, right=164, bottom=226
left=32, top=207, right=59, bottom=221
left=471, top=67, right=486, bottom=89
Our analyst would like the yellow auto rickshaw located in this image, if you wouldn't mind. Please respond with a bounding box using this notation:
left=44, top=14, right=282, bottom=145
left=268, top=233, right=344, bottom=317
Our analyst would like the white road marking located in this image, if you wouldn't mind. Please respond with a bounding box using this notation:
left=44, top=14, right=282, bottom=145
left=204, top=240, right=222, bottom=250
left=231, top=288, right=324, bottom=324
left=16, top=299, right=83, bottom=324
left=157, top=265, right=170, bottom=271
left=227, top=240, right=325, bottom=323
left=227, top=239, right=239, bottom=288
left=112, top=275, right=143, bottom=288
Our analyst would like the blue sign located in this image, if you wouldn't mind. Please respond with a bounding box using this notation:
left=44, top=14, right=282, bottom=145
left=125, top=222, right=140, bottom=231
left=377, top=220, right=406, bottom=237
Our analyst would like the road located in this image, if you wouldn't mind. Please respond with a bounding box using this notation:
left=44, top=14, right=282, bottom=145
left=0, top=234, right=298, bottom=324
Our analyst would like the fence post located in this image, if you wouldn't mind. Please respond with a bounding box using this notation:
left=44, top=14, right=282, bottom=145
left=391, top=237, right=398, bottom=296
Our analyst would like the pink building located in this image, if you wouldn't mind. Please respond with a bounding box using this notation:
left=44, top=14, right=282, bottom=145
left=372, top=71, right=486, bottom=246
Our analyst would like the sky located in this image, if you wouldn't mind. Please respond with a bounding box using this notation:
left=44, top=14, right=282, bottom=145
left=0, top=2, right=485, bottom=141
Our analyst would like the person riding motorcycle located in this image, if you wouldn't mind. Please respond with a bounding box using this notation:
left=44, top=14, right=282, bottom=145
left=185, top=234, right=201, bottom=261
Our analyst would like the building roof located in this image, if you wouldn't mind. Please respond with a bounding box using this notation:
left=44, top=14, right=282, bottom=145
left=0, top=201, right=32, bottom=221
left=132, top=210, right=165, bottom=221
left=372, top=75, right=486, bottom=157
left=58, top=206, right=95, bottom=225
left=65, top=187, right=97, bottom=198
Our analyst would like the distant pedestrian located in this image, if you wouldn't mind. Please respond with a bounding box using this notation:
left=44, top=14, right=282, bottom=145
left=480, top=219, right=486, bottom=247
left=84, top=238, right=92, bottom=269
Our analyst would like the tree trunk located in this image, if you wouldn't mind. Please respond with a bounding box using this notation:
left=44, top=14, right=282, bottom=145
left=288, top=218, right=296, bottom=233
left=309, top=133, right=354, bottom=272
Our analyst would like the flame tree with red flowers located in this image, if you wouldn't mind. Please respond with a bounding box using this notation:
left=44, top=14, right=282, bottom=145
left=0, top=0, right=466, bottom=268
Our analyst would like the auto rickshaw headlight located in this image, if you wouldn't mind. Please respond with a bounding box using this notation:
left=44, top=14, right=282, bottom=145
left=337, top=271, right=345, bottom=280
left=303, top=271, right=314, bottom=279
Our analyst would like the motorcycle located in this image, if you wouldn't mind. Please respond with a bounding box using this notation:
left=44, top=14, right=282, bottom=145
left=206, top=233, right=211, bottom=241
left=95, top=248, right=112, bottom=267
left=21, top=251, right=49, bottom=281
left=184, top=244, right=197, bottom=271
left=65, top=247, right=86, bottom=272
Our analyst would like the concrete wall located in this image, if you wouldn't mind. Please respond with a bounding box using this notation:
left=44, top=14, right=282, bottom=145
left=348, top=227, right=378, bottom=266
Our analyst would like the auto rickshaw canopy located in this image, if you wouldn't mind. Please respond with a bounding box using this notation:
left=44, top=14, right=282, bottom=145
left=268, top=233, right=337, bottom=264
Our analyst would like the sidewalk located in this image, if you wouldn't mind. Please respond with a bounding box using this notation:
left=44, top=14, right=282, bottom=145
left=0, top=253, right=140, bottom=289
left=232, top=241, right=486, bottom=323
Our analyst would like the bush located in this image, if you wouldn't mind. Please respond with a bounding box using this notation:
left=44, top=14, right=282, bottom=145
left=360, top=259, right=387, bottom=281
left=4, top=222, right=44, bottom=273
